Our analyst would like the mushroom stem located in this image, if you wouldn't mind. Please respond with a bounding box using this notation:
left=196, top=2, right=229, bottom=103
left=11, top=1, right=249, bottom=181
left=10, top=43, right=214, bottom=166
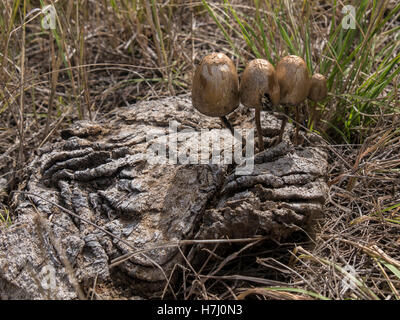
left=254, top=109, right=264, bottom=151
left=278, top=117, right=287, bottom=143
left=278, top=106, right=289, bottom=143
left=220, top=116, right=247, bottom=147
left=294, top=106, right=300, bottom=145
left=219, top=116, right=234, bottom=135
left=239, top=59, right=280, bottom=153
left=310, top=101, right=317, bottom=130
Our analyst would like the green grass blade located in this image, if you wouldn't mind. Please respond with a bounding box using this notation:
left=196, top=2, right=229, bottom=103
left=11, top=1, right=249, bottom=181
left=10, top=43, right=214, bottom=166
left=201, top=0, right=238, bottom=59
left=275, top=17, right=297, bottom=55
left=223, top=0, right=261, bottom=58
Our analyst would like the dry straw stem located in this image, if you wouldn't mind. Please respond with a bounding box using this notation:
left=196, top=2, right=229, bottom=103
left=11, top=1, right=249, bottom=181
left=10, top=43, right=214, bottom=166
left=237, top=287, right=327, bottom=300
left=17, top=0, right=26, bottom=169
left=31, top=206, right=86, bottom=300
left=295, top=246, right=380, bottom=300
left=341, top=240, right=400, bottom=270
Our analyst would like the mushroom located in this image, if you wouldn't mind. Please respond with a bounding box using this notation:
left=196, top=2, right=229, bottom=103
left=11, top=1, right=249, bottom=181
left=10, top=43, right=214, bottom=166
left=192, top=52, right=240, bottom=136
left=308, top=73, right=327, bottom=102
left=239, top=59, right=280, bottom=151
left=276, top=55, right=310, bottom=144
left=308, top=73, right=327, bottom=129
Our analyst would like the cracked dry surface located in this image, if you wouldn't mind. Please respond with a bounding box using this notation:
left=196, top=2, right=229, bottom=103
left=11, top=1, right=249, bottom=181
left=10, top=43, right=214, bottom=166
left=0, top=96, right=328, bottom=299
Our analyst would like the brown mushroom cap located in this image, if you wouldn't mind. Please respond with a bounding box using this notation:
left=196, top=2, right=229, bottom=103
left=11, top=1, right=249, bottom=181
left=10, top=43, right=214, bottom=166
left=192, top=53, right=239, bottom=117
left=308, top=73, right=327, bottom=102
left=239, top=59, right=280, bottom=110
left=276, top=55, right=310, bottom=105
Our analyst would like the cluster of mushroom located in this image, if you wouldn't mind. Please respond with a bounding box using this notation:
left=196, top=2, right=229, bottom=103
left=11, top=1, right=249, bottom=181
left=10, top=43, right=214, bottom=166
left=191, top=53, right=327, bottom=151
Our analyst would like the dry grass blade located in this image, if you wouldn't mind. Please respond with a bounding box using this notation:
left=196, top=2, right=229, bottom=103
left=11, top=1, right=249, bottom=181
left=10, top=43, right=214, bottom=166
left=375, top=259, right=400, bottom=299
left=237, top=287, right=308, bottom=300
left=296, top=246, right=380, bottom=300
left=17, top=0, right=26, bottom=169
left=31, top=205, right=86, bottom=300
left=237, top=286, right=327, bottom=300
left=341, top=240, right=400, bottom=270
